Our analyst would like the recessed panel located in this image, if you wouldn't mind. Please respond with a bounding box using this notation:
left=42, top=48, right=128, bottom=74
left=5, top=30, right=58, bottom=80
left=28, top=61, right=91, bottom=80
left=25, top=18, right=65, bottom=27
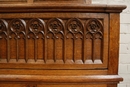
left=0, top=14, right=108, bottom=69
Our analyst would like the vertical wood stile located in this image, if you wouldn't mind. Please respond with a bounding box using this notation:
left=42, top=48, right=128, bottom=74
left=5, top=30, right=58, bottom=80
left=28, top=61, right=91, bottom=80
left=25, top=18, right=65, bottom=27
left=6, top=20, right=10, bottom=62
left=25, top=24, right=28, bottom=63
left=83, top=29, right=85, bottom=63
left=83, top=33, right=85, bottom=63
left=63, top=33, right=66, bottom=63
left=92, top=38, right=95, bottom=62
left=7, top=35, right=10, bottom=62
left=54, top=38, right=56, bottom=62
left=44, top=28, right=47, bottom=63
left=34, top=38, right=37, bottom=62
left=108, top=13, right=120, bottom=74
left=16, top=38, right=19, bottom=61
left=73, top=38, right=75, bottom=62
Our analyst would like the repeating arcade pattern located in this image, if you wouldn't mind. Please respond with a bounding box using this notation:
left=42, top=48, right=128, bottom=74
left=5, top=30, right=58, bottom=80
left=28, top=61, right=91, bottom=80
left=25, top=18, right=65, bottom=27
left=66, top=18, right=84, bottom=63
left=85, top=19, right=103, bottom=63
left=47, top=18, right=65, bottom=63
left=0, top=18, right=104, bottom=64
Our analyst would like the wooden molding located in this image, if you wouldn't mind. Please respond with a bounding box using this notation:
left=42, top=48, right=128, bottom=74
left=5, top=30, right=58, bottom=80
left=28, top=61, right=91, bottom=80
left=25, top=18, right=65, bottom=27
left=0, top=75, right=123, bottom=84
left=0, top=4, right=126, bottom=13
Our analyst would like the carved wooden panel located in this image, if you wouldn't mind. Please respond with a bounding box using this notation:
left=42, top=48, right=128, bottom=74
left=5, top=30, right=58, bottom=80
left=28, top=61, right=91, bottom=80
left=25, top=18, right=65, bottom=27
left=85, top=19, right=103, bottom=64
left=0, top=18, right=108, bottom=69
left=66, top=18, right=84, bottom=64
left=46, top=18, right=64, bottom=63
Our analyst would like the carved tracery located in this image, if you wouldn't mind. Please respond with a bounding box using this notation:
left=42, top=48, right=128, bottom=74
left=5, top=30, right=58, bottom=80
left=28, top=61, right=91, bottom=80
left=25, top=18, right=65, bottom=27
left=66, top=18, right=84, bottom=63
left=28, top=18, right=45, bottom=62
left=0, top=19, right=8, bottom=61
left=47, top=18, right=64, bottom=38
left=85, top=19, right=103, bottom=63
left=0, top=18, right=105, bottom=65
left=9, top=19, right=26, bottom=61
left=47, top=18, right=65, bottom=63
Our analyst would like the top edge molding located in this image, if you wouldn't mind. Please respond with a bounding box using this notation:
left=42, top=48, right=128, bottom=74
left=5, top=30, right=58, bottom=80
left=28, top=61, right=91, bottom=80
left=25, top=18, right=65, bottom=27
left=0, top=4, right=127, bottom=13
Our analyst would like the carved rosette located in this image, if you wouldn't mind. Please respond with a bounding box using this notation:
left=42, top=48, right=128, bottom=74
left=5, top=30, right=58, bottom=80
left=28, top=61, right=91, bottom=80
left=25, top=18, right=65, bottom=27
left=66, top=18, right=83, bottom=39
left=10, top=19, right=26, bottom=34
left=29, top=18, right=45, bottom=34
left=47, top=18, right=64, bottom=38
left=67, top=18, right=83, bottom=33
left=86, top=19, right=103, bottom=38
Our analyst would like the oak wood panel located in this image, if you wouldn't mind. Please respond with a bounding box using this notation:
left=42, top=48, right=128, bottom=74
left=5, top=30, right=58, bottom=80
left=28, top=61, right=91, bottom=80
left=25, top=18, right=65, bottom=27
left=0, top=75, right=123, bottom=83
left=0, top=17, right=109, bottom=70
left=38, top=84, right=106, bottom=87
left=0, top=84, right=106, bottom=87
left=0, top=69, right=107, bottom=75
left=108, top=13, right=120, bottom=75
left=0, top=4, right=126, bottom=13
left=0, top=1, right=126, bottom=87
left=107, top=84, right=117, bottom=87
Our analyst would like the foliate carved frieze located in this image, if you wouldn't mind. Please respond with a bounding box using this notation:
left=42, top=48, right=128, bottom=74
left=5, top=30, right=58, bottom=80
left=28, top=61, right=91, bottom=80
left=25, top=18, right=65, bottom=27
left=0, top=18, right=104, bottom=64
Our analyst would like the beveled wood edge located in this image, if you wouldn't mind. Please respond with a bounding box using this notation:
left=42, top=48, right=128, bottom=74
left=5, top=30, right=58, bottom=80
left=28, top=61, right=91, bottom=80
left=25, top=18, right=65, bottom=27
left=0, top=75, right=123, bottom=84
left=0, top=4, right=126, bottom=13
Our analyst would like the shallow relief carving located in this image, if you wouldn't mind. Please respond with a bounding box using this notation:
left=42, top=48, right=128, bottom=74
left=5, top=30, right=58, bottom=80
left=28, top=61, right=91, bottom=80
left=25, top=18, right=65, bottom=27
left=85, top=19, right=103, bottom=63
left=66, top=18, right=84, bottom=63
left=0, top=18, right=104, bottom=64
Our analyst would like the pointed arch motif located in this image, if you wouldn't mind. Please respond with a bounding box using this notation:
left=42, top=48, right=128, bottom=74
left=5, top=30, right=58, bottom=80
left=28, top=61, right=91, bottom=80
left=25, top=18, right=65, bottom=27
left=85, top=18, right=103, bottom=63
left=28, top=18, right=45, bottom=62
left=66, top=18, right=84, bottom=63
left=9, top=19, right=26, bottom=62
left=46, top=18, right=65, bottom=63
left=0, top=19, right=8, bottom=62
left=47, top=18, right=64, bottom=38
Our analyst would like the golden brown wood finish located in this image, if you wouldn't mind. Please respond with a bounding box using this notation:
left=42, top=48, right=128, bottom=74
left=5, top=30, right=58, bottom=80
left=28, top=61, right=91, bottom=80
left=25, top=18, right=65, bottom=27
left=0, top=0, right=91, bottom=4
left=107, top=84, right=117, bottom=87
left=0, top=0, right=126, bottom=87
left=0, top=15, right=108, bottom=69
left=0, top=84, right=107, bottom=87
left=34, top=0, right=91, bottom=4
left=108, top=13, right=120, bottom=75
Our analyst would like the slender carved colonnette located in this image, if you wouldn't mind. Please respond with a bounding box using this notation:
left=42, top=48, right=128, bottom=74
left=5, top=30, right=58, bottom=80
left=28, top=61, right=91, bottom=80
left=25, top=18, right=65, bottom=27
left=0, top=18, right=103, bottom=64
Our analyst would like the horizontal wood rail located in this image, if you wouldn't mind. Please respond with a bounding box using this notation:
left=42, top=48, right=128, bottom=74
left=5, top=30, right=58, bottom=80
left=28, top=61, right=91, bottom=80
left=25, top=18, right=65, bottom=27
left=0, top=4, right=126, bottom=13
left=0, top=75, right=123, bottom=84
